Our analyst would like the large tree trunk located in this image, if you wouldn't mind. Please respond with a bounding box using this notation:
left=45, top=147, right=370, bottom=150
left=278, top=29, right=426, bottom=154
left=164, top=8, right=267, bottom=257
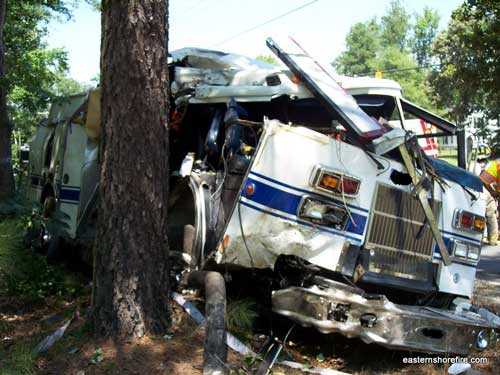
left=0, top=0, right=14, bottom=202
left=92, top=0, right=170, bottom=337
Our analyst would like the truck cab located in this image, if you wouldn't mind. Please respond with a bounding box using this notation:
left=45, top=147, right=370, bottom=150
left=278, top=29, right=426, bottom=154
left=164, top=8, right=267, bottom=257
left=166, top=39, right=496, bottom=354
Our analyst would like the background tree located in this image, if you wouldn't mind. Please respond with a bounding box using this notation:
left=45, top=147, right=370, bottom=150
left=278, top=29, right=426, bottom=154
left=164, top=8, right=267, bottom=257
left=380, top=0, right=410, bottom=51
left=333, top=19, right=381, bottom=76
left=92, top=0, right=170, bottom=337
left=430, top=0, right=499, bottom=124
left=0, top=0, right=13, bottom=201
left=255, top=54, right=278, bottom=65
left=0, top=0, right=86, bottom=202
left=333, top=1, right=440, bottom=109
left=411, top=7, right=440, bottom=66
left=372, top=46, right=433, bottom=108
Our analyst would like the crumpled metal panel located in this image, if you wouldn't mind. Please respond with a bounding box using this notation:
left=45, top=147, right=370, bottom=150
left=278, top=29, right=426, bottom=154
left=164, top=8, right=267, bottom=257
left=219, top=212, right=344, bottom=270
left=272, top=276, right=498, bottom=354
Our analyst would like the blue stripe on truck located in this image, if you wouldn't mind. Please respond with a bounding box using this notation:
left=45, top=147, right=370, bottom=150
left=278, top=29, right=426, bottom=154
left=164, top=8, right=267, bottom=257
left=242, top=176, right=367, bottom=236
left=59, top=187, right=80, bottom=202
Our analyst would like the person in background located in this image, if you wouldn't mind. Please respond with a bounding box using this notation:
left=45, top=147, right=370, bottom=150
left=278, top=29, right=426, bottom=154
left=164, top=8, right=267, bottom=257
left=479, top=152, right=500, bottom=245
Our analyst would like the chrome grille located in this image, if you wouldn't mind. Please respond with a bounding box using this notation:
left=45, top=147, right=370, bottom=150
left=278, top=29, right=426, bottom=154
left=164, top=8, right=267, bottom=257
left=365, top=184, right=440, bottom=280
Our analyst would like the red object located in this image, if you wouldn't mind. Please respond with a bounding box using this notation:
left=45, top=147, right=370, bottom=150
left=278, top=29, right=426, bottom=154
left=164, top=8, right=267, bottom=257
left=318, top=172, right=360, bottom=196
left=341, top=177, right=360, bottom=195
left=460, top=212, right=474, bottom=229
left=245, top=183, right=255, bottom=197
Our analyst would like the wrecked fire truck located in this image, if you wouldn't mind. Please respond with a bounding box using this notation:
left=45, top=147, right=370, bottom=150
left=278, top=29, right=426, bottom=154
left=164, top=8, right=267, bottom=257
left=28, top=38, right=498, bottom=354
left=27, top=90, right=99, bottom=262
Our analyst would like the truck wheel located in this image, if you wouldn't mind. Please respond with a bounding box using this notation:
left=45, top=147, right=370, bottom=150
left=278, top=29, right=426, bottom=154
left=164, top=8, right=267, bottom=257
left=41, top=195, right=62, bottom=262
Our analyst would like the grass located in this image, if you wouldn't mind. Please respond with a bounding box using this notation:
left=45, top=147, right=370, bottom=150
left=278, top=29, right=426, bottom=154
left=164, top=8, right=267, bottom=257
left=437, top=147, right=458, bottom=166
left=0, top=217, right=84, bottom=304
left=226, top=298, right=258, bottom=340
left=0, top=215, right=89, bottom=374
left=1, top=342, right=37, bottom=375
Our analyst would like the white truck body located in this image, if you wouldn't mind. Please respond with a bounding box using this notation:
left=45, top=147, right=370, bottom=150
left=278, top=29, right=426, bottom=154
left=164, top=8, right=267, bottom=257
left=28, top=92, right=99, bottom=245
left=218, top=120, right=482, bottom=298
left=26, top=38, right=497, bottom=354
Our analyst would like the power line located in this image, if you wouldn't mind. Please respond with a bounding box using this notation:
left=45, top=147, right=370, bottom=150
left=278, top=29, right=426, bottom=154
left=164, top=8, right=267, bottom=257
left=358, top=63, right=441, bottom=77
left=212, top=0, right=320, bottom=47
left=178, top=0, right=210, bottom=17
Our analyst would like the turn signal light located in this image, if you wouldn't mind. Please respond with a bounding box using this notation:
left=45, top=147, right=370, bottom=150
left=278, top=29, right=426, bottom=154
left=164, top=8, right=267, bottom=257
left=473, top=217, right=486, bottom=232
left=313, top=167, right=360, bottom=197
left=454, top=210, right=486, bottom=234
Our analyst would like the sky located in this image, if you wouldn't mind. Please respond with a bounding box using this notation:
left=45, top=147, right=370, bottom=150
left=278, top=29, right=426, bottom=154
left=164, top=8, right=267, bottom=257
left=46, top=0, right=464, bottom=84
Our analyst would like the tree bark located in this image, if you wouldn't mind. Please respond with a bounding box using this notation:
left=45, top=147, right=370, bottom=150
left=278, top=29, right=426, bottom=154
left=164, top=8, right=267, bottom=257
left=0, top=0, right=14, bottom=202
left=92, top=0, right=170, bottom=338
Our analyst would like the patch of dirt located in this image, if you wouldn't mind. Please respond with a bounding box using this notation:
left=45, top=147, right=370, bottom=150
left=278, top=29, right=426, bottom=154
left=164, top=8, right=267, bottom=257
left=38, top=306, right=206, bottom=374
left=1, top=297, right=243, bottom=375
left=1, top=275, right=498, bottom=374
left=473, top=278, right=500, bottom=311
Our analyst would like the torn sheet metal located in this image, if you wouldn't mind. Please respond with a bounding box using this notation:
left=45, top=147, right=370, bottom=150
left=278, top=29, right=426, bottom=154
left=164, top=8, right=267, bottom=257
left=171, top=48, right=277, bottom=71
left=266, top=37, right=385, bottom=141
left=170, top=47, right=401, bottom=105
left=218, top=204, right=346, bottom=270
left=272, top=277, right=498, bottom=355
left=217, top=119, right=372, bottom=271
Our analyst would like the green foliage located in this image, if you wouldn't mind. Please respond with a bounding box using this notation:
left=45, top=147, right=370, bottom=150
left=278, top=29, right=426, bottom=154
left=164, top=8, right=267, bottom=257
left=333, top=1, right=441, bottom=110
left=0, top=184, right=31, bottom=216
left=380, top=0, right=411, bottom=51
left=90, top=347, right=104, bottom=364
left=0, top=218, right=83, bottom=304
left=373, top=46, right=433, bottom=109
left=333, top=19, right=381, bottom=76
left=429, top=0, right=499, bottom=123
left=255, top=54, right=278, bottom=66
left=411, top=7, right=440, bottom=66
left=226, top=298, right=258, bottom=339
left=3, top=1, right=86, bottom=140
left=85, top=0, right=101, bottom=12
left=52, top=73, right=92, bottom=97
left=1, top=341, right=37, bottom=375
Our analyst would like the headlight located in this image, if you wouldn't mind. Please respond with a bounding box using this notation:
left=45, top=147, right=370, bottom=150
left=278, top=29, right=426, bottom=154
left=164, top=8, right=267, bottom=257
left=452, top=240, right=481, bottom=262
left=467, top=245, right=480, bottom=261
left=453, top=241, right=468, bottom=258
left=298, top=196, right=348, bottom=230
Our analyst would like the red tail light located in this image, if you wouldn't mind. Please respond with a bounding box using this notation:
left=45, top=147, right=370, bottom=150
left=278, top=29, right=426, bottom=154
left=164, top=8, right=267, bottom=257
left=454, top=210, right=485, bottom=233
left=460, top=213, right=474, bottom=229
left=341, top=178, right=360, bottom=195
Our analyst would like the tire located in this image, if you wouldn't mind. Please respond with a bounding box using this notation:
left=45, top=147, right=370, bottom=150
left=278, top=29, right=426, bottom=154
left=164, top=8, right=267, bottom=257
left=40, top=195, right=63, bottom=262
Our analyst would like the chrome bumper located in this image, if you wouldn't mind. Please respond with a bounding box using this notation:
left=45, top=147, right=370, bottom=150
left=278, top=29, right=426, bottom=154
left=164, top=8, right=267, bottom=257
left=272, top=277, right=498, bottom=354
